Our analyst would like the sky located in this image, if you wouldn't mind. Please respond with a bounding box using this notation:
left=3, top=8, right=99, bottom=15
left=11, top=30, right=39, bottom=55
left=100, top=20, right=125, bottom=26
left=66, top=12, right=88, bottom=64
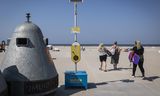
left=0, top=0, right=160, bottom=44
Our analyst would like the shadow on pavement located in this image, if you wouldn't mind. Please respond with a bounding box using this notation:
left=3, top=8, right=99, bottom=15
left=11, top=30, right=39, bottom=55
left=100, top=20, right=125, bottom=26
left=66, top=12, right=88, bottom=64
left=54, top=76, right=159, bottom=96
left=108, top=67, right=132, bottom=71
left=95, top=79, right=134, bottom=86
left=95, top=82, right=108, bottom=86
left=120, top=79, right=134, bottom=83
left=87, top=83, right=97, bottom=89
left=142, top=76, right=160, bottom=81
left=54, top=82, right=97, bottom=96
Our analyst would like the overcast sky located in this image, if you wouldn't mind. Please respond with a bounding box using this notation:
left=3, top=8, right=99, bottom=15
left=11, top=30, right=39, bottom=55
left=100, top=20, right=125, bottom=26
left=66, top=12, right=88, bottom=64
left=0, top=0, right=160, bottom=44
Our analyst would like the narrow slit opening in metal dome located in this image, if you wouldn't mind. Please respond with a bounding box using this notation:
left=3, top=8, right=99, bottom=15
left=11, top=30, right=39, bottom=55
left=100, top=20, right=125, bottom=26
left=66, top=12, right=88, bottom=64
left=16, top=38, right=29, bottom=47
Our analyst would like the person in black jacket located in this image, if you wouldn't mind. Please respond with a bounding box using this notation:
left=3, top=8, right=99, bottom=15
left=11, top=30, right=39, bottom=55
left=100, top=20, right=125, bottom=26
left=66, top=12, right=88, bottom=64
left=131, top=41, right=145, bottom=77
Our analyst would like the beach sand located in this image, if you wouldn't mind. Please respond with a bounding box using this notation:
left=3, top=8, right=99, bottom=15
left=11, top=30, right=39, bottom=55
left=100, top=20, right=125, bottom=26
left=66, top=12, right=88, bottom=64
left=1, top=46, right=160, bottom=96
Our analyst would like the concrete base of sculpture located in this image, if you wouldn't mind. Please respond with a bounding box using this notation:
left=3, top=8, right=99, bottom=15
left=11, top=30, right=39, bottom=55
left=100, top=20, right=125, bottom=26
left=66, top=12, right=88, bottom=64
left=0, top=72, right=8, bottom=96
left=5, top=75, right=58, bottom=96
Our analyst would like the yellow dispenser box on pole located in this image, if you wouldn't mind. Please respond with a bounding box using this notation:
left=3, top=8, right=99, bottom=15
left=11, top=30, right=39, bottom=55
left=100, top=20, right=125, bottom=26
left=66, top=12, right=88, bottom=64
left=71, top=42, right=81, bottom=63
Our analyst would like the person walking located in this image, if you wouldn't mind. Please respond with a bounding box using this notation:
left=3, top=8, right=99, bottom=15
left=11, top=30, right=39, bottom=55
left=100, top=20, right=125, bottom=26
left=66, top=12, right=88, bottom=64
left=131, top=41, right=145, bottom=77
left=98, top=43, right=108, bottom=72
left=110, top=41, right=121, bottom=70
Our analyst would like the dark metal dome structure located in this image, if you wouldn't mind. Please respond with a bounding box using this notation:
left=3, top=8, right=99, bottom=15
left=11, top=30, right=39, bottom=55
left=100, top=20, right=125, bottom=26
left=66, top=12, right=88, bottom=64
left=0, top=13, right=58, bottom=96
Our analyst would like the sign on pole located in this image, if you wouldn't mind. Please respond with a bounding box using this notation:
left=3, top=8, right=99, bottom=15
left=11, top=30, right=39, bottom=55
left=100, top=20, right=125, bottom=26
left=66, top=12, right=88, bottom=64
left=71, top=27, right=80, bottom=33
left=71, top=42, right=81, bottom=63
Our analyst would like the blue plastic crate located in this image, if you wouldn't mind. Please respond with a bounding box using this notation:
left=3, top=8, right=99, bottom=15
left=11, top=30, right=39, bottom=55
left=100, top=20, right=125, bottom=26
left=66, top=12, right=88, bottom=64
left=65, top=71, right=87, bottom=89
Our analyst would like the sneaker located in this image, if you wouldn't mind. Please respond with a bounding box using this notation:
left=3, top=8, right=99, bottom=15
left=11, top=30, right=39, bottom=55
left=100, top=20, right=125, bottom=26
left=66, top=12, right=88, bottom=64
left=142, top=74, right=145, bottom=78
left=132, top=75, right=135, bottom=77
left=104, top=70, right=108, bottom=72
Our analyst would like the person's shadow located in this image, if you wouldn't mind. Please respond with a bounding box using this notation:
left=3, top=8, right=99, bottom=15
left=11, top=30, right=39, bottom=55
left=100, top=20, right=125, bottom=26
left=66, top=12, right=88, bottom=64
left=142, top=76, right=160, bottom=81
left=108, top=67, right=132, bottom=71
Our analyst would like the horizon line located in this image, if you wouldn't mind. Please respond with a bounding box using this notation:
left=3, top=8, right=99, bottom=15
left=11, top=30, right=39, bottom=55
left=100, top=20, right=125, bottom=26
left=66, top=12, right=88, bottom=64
left=50, top=44, right=160, bottom=46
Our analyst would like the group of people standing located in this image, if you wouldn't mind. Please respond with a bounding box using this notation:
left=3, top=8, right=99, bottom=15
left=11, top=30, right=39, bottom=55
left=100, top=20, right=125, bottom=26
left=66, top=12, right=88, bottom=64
left=98, top=41, right=121, bottom=72
left=98, top=41, right=145, bottom=78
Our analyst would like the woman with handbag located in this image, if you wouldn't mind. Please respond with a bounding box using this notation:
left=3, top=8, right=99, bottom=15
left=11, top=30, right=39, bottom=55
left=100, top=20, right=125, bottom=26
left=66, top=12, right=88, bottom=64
left=131, top=41, right=145, bottom=77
